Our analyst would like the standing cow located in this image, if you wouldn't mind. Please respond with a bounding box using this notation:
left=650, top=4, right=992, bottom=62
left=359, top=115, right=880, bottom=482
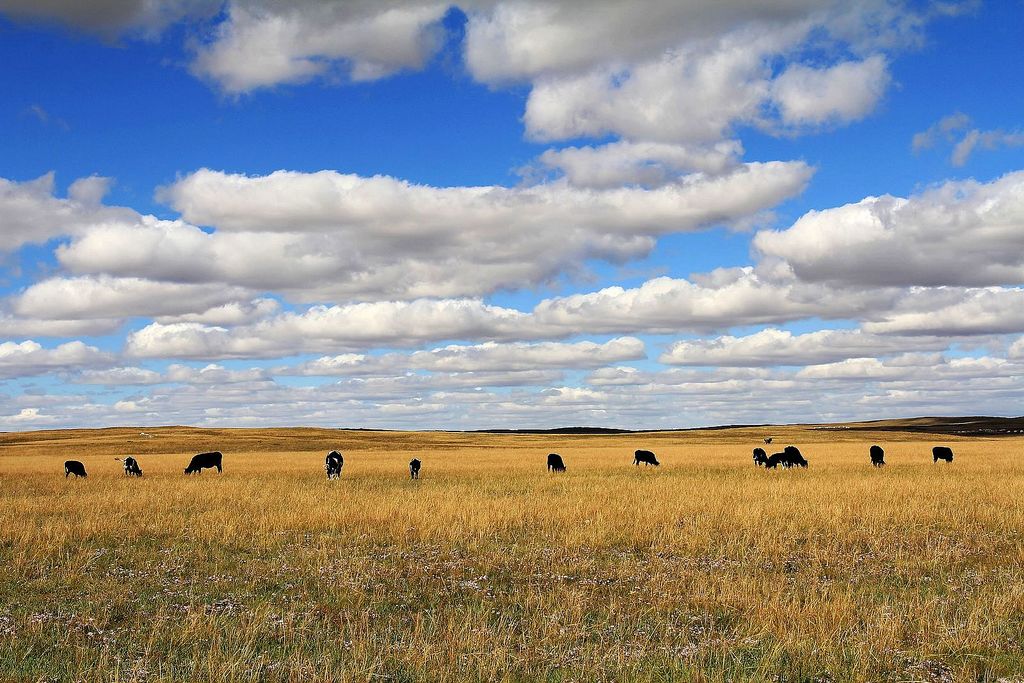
left=409, top=458, right=421, bottom=479
left=116, top=456, right=143, bottom=477
left=752, top=448, right=769, bottom=467
left=547, top=453, right=566, bottom=472
left=184, top=451, right=223, bottom=474
left=634, top=449, right=659, bottom=466
left=64, top=460, right=87, bottom=478
left=763, top=437, right=773, bottom=445
left=325, top=451, right=343, bottom=479
left=869, top=445, right=885, bottom=467
left=933, top=446, right=954, bottom=463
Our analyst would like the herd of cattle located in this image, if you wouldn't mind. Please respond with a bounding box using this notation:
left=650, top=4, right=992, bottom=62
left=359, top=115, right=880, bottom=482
left=749, top=443, right=954, bottom=469
left=61, top=442, right=957, bottom=479
left=752, top=445, right=808, bottom=468
left=64, top=451, right=223, bottom=478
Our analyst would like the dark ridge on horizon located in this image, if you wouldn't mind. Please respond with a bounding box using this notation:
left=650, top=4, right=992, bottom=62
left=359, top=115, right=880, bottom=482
left=474, top=417, right=1024, bottom=436
left=473, top=426, right=634, bottom=434
left=472, top=424, right=769, bottom=434
left=829, top=415, right=1024, bottom=437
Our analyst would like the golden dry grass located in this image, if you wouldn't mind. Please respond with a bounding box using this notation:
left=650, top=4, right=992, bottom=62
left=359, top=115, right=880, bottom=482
left=2, top=426, right=1023, bottom=682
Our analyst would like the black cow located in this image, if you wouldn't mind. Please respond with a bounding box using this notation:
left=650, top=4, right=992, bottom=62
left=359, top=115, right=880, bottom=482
left=547, top=453, right=566, bottom=472
left=765, top=446, right=807, bottom=469
left=764, top=437, right=773, bottom=445
left=933, top=446, right=954, bottom=463
left=409, top=458, right=421, bottom=479
left=752, top=447, right=769, bottom=467
left=116, top=456, right=143, bottom=477
left=634, top=449, right=659, bottom=466
left=184, top=451, right=222, bottom=474
left=325, top=451, right=343, bottom=479
left=64, top=460, right=87, bottom=478
left=869, top=445, right=885, bottom=467
left=783, top=445, right=808, bottom=468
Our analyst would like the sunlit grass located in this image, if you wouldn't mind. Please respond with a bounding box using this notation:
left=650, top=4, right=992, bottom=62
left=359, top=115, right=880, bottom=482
left=1, top=427, right=1023, bottom=681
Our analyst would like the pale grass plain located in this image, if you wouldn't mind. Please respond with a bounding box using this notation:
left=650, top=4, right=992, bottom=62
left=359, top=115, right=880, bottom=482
left=2, top=426, right=1024, bottom=682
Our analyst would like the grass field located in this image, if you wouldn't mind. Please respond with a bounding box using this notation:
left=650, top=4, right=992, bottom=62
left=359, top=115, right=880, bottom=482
left=2, top=425, right=1023, bottom=682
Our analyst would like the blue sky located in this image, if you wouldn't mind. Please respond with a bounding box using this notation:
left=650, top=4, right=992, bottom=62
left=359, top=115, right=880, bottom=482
left=0, top=0, right=1023, bottom=430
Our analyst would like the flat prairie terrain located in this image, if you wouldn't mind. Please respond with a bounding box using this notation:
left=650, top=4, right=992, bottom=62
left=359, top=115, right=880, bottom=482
left=2, top=426, right=1023, bottom=682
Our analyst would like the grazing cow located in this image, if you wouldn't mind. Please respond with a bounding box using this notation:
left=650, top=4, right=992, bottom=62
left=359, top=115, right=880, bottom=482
left=765, top=446, right=807, bottom=469
left=64, top=460, right=87, bottom=478
left=764, top=437, right=773, bottom=445
left=932, top=446, right=954, bottom=463
left=752, top=448, right=769, bottom=467
left=783, top=445, right=808, bottom=468
left=184, top=451, right=223, bottom=475
left=869, top=445, right=885, bottom=467
left=409, top=458, right=421, bottom=479
left=116, top=456, right=143, bottom=477
left=547, top=453, right=566, bottom=472
left=325, top=451, right=343, bottom=480
left=634, top=449, right=659, bottom=466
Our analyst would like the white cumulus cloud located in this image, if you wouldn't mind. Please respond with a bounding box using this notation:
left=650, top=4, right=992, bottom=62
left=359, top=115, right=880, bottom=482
left=190, top=2, right=448, bottom=93
left=754, top=171, right=1024, bottom=288
left=287, top=337, right=645, bottom=376
left=770, top=55, right=890, bottom=127
left=0, top=173, right=126, bottom=253
left=123, top=270, right=890, bottom=360
left=0, top=340, right=112, bottom=379
left=57, top=164, right=812, bottom=301
left=660, top=328, right=949, bottom=367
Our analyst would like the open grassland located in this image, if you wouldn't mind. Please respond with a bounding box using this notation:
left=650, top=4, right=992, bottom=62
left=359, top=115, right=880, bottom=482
left=2, top=426, right=1024, bottom=682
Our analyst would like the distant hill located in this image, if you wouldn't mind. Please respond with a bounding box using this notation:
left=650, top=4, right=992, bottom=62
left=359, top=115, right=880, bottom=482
left=473, top=426, right=634, bottom=434
left=826, top=416, right=1024, bottom=437
left=475, top=417, right=1024, bottom=437
left=473, top=424, right=766, bottom=435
